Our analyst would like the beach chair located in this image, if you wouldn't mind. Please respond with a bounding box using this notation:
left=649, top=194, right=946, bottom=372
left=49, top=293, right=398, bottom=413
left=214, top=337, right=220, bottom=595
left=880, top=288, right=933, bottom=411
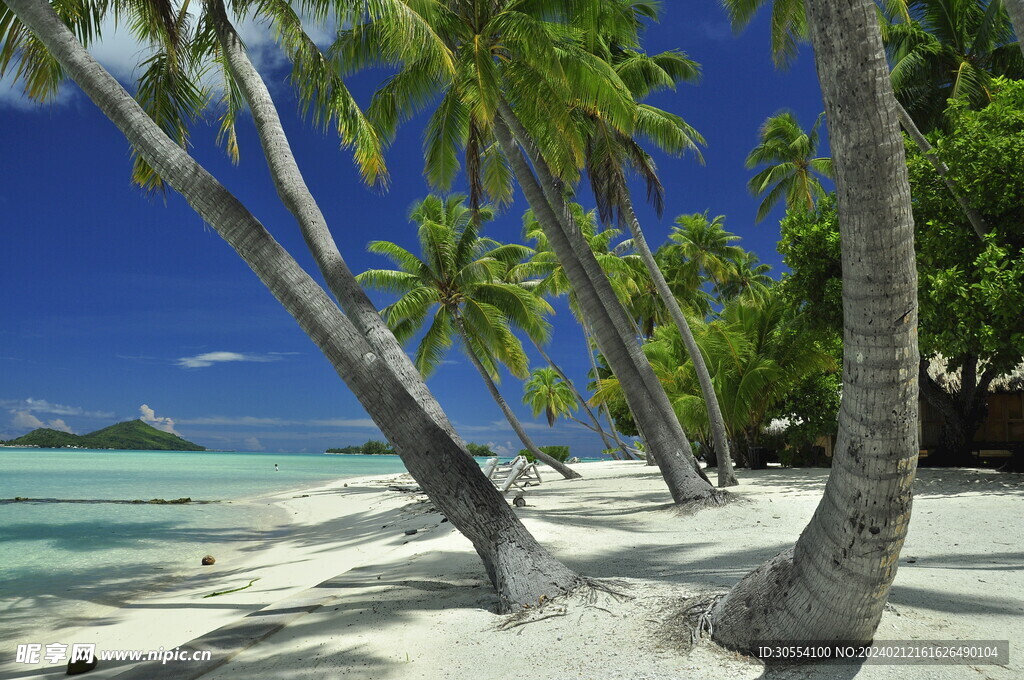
left=488, top=455, right=542, bottom=494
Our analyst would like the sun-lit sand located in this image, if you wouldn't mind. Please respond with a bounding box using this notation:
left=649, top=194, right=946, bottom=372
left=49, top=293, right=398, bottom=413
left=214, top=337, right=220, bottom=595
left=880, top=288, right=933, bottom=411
left=2, top=460, right=1021, bottom=680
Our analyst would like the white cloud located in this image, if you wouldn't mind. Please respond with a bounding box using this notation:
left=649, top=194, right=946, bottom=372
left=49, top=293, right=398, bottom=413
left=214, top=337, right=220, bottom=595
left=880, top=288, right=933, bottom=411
left=10, top=410, right=74, bottom=433
left=48, top=419, right=73, bottom=434
left=1, top=7, right=338, bottom=111
left=243, top=436, right=264, bottom=451
left=139, top=404, right=179, bottom=435
left=489, top=441, right=516, bottom=457
left=11, top=411, right=45, bottom=430
left=1, top=398, right=114, bottom=419
left=176, top=351, right=286, bottom=369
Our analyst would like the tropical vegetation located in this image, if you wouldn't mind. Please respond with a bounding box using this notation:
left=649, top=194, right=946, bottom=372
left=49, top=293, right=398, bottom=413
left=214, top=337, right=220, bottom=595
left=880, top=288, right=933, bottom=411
left=5, top=0, right=1019, bottom=661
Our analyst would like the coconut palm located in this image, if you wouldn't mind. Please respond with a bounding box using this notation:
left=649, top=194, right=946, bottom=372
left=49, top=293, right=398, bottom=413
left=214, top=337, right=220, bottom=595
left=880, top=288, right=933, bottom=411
left=718, top=250, right=774, bottom=301
left=339, top=0, right=720, bottom=505
left=522, top=367, right=578, bottom=427
left=665, top=212, right=744, bottom=303
left=2, top=0, right=580, bottom=610
left=746, top=111, right=833, bottom=222
left=574, top=9, right=738, bottom=486
left=721, top=0, right=1015, bottom=238
left=883, top=0, right=1024, bottom=133
left=710, top=0, right=921, bottom=651
left=357, top=194, right=580, bottom=479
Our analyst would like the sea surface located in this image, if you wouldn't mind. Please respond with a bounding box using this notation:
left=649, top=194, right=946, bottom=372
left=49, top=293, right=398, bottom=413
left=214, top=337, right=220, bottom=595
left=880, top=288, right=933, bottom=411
left=0, top=448, right=409, bottom=643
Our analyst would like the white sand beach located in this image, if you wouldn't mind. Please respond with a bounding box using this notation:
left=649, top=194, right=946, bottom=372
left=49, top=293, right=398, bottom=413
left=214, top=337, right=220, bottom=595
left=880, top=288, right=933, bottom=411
left=2, top=460, right=1021, bottom=680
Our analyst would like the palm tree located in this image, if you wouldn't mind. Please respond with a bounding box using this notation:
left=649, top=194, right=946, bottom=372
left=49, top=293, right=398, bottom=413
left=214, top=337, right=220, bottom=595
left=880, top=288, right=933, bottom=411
left=357, top=195, right=580, bottom=479
left=718, top=250, right=774, bottom=301
left=574, top=10, right=738, bottom=487
left=710, top=0, right=921, bottom=651
left=746, top=111, right=833, bottom=222
left=720, top=0, right=1012, bottom=238
left=665, top=212, right=744, bottom=303
left=883, top=0, right=1024, bottom=133
left=522, top=368, right=578, bottom=427
left=2, top=0, right=580, bottom=611
left=340, top=0, right=721, bottom=506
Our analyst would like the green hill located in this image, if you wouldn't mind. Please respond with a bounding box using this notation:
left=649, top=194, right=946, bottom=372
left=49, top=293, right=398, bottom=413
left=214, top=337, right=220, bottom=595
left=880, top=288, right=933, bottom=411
left=9, top=420, right=205, bottom=451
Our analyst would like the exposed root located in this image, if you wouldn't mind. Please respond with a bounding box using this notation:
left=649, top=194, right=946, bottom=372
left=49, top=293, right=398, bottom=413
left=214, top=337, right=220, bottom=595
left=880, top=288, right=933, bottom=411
left=675, top=489, right=737, bottom=514
left=682, top=595, right=723, bottom=646
left=578, top=577, right=633, bottom=603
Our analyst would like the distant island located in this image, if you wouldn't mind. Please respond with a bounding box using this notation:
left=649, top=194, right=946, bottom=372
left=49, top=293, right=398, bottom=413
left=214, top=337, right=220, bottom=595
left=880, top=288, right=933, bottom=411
left=326, top=440, right=495, bottom=456
left=326, top=439, right=394, bottom=455
left=3, top=420, right=205, bottom=451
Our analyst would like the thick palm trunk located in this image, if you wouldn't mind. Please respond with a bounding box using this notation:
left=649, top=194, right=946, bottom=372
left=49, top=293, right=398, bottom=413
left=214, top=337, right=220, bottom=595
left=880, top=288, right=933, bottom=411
left=9, top=0, right=579, bottom=611
left=1006, top=0, right=1024, bottom=60
left=621, top=200, right=738, bottom=487
left=711, top=0, right=919, bottom=651
left=892, top=99, right=987, bottom=239
left=207, top=1, right=462, bottom=446
left=454, top=322, right=580, bottom=479
left=529, top=337, right=630, bottom=459
left=493, top=111, right=718, bottom=506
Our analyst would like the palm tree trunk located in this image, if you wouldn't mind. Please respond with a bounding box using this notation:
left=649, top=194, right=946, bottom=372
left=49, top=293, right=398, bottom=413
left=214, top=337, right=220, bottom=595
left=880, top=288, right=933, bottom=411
left=207, top=0, right=463, bottom=446
left=529, top=337, right=629, bottom=459
left=892, top=99, right=987, bottom=239
left=711, top=0, right=919, bottom=650
left=621, top=200, right=738, bottom=487
left=8, top=0, right=579, bottom=612
left=453, top=319, right=580, bottom=480
left=493, top=108, right=719, bottom=506
left=580, top=325, right=641, bottom=461
left=1006, top=0, right=1024, bottom=60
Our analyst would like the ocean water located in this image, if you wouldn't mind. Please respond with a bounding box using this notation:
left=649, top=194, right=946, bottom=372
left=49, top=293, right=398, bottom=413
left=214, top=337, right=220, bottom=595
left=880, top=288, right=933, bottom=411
left=0, top=449, right=409, bottom=642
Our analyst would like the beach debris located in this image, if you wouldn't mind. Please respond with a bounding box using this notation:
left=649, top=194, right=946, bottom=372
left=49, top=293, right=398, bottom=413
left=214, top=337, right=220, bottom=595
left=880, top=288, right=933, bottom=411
left=201, top=555, right=216, bottom=566
left=66, top=656, right=98, bottom=675
left=404, top=529, right=418, bottom=536
left=203, top=577, right=261, bottom=598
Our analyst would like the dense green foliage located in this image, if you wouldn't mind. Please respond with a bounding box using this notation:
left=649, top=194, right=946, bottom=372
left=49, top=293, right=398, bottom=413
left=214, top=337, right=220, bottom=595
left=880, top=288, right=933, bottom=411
left=780, top=80, right=1024, bottom=376
left=9, top=420, right=204, bottom=451
left=326, top=440, right=396, bottom=455
left=519, top=445, right=570, bottom=463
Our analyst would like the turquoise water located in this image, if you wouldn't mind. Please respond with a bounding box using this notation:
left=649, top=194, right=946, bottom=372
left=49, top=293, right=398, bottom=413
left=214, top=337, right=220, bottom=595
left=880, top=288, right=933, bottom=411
left=0, top=449, right=410, bottom=641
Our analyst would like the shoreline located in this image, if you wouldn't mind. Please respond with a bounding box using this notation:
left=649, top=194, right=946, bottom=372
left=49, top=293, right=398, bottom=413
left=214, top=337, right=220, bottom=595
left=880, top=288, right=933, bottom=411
left=0, top=468, right=436, bottom=678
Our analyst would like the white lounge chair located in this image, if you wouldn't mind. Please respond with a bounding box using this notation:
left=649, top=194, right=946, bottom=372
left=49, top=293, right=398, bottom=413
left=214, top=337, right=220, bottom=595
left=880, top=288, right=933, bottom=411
left=485, top=455, right=542, bottom=494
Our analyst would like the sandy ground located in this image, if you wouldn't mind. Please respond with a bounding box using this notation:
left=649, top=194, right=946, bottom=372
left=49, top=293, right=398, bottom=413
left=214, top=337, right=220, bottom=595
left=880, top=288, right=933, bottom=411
left=2, top=461, right=1021, bottom=680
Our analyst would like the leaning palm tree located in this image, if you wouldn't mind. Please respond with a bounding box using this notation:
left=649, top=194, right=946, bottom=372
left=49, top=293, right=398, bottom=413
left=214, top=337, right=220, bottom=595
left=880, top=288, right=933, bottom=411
left=575, top=10, right=738, bottom=486
left=746, top=111, right=833, bottom=222
left=710, top=0, right=921, bottom=651
left=357, top=194, right=580, bottom=480
left=340, top=0, right=720, bottom=505
left=2, top=0, right=581, bottom=611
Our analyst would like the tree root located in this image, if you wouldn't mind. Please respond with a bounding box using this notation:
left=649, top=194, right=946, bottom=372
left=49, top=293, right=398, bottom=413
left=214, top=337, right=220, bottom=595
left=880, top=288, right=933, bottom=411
left=682, top=595, right=722, bottom=645
left=675, top=489, right=736, bottom=514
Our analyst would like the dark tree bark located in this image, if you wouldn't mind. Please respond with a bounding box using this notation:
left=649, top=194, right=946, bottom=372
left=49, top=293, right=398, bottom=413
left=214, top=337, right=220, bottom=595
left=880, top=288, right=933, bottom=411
left=711, top=0, right=920, bottom=651
left=9, top=0, right=579, bottom=612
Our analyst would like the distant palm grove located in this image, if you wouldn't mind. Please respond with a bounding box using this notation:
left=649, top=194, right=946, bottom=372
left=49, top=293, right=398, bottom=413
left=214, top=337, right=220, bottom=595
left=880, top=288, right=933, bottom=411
left=3, top=0, right=1022, bottom=661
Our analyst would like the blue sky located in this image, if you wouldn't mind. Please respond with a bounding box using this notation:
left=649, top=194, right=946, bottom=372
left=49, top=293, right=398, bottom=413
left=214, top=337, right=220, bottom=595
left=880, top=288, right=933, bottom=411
left=0, top=2, right=827, bottom=454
